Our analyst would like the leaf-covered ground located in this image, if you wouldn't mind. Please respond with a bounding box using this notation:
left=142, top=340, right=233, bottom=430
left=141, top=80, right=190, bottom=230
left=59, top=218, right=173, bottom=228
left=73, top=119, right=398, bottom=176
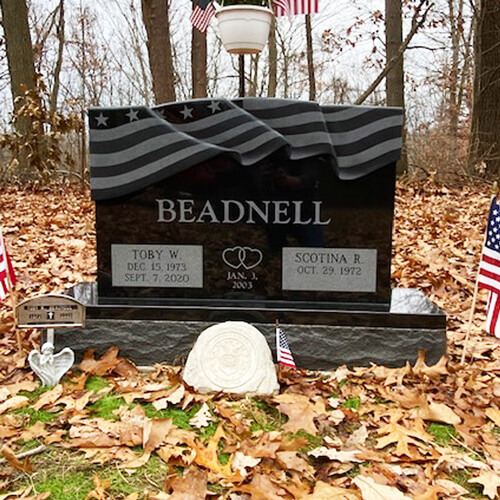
left=0, top=182, right=498, bottom=500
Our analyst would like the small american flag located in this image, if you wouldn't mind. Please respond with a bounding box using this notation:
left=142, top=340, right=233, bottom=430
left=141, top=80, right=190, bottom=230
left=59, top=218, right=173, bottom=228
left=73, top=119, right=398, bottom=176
left=276, top=324, right=296, bottom=368
left=0, top=226, right=16, bottom=301
left=272, top=0, right=291, bottom=17
left=274, top=0, right=318, bottom=16
left=190, top=0, right=215, bottom=33
left=478, top=197, right=500, bottom=337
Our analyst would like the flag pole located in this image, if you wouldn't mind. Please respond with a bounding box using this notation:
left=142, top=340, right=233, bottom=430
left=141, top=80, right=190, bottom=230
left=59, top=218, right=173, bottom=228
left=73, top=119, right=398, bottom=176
left=10, top=283, right=21, bottom=353
left=461, top=270, right=482, bottom=365
left=275, top=318, right=280, bottom=364
left=461, top=201, right=491, bottom=365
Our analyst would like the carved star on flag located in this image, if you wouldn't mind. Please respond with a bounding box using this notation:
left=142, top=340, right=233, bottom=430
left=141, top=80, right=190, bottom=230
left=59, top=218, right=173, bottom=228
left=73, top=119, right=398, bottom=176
left=180, top=106, right=194, bottom=120
left=126, top=109, right=139, bottom=121
left=208, top=101, right=221, bottom=114
left=95, top=112, right=109, bottom=127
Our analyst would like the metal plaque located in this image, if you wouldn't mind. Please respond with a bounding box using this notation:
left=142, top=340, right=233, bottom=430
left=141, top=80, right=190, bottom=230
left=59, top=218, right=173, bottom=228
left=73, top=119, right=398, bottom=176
left=282, top=248, right=377, bottom=292
left=16, top=294, right=85, bottom=328
left=111, top=244, right=203, bottom=288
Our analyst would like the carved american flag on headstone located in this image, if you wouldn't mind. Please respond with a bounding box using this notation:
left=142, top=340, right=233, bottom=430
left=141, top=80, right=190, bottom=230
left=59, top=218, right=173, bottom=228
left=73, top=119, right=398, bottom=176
left=89, top=98, right=403, bottom=200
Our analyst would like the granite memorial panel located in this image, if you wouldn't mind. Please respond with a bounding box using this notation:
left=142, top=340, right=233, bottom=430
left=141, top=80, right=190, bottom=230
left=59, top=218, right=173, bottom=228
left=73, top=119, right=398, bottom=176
left=91, top=98, right=401, bottom=313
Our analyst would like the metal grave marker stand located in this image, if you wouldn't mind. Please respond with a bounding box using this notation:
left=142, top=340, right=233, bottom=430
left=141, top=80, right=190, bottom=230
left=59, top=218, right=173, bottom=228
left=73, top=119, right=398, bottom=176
left=16, top=294, right=86, bottom=386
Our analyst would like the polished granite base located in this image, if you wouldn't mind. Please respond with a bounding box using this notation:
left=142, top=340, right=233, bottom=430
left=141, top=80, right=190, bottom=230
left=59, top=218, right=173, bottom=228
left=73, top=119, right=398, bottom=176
left=56, top=283, right=447, bottom=370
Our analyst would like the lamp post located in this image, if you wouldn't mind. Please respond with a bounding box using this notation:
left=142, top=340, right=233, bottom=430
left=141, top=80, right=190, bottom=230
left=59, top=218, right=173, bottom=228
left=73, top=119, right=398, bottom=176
left=239, top=55, right=245, bottom=97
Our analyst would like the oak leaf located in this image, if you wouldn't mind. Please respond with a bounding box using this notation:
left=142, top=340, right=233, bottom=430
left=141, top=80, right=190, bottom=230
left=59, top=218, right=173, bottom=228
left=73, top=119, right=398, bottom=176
left=118, top=451, right=151, bottom=470
left=0, top=444, right=33, bottom=473
left=412, top=350, right=449, bottom=379
left=353, top=476, right=411, bottom=499
left=237, top=472, right=287, bottom=500
left=32, top=384, right=63, bottom=410
left=193, top=424, right=235, bottom=478
left=302, top=481, right=359, bottom=499
left=240, top=431, right=282, bottom=458
left=345, top=424, right=369, bottom=449
left=79, top=346, right=121, bottom=376
left=80, top=446, right=138, bottom=464
left=231, top=451, right=261, bottom=477
left=143, top=418, right=174, bottom=452
left=276, top=451, right=314, bottom=477
left=413, top=400, right=461, bottom=425
left=86, top=473, right=111, bottom=499
left=157, top=445, right=196, bottom=466
left=189, top=403, right=213, bottom=428
left=19, top=421, right=47, bottom=441
left=308, top=447, right=363, bottom=463
left=0, top=395, right=29, bottom=414
left=274, top=394, right=318, bottom=434
left=167, top=467, right=207, bottom=500
left=434, top=479, right=468, bottom=497
left=468, top=470, right=500, bottom=499
left=376, top=422, right=431, bottom=457
left=485, top=408, right=500, bottom=427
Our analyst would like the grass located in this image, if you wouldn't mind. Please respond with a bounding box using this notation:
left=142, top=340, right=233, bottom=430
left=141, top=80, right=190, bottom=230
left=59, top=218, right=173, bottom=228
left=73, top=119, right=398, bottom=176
left=87, top=395, right=129, bottom=420
left=448, top=470, right=487, bottom=498
left=198, top=421, right=219, bottom=440
left=4, top=448, right=169, bottom=500
left=18, top=438, right=44, bottom=451
left=245, top=399, right=287, bottom=432
left=217, top=438, right=230, bottom=466
left=18, top=386, right=51, bottom=401
left=290, top=430, right=322, bottom=452
left=142, top=403, right=201, bottom=429
left=341, top=397, right=361, bottom=410
left=427, top=423, right=458, bottom=446
left=84, top=375, right=110, bottom=392
left=12, top=407, right=60, bottom=425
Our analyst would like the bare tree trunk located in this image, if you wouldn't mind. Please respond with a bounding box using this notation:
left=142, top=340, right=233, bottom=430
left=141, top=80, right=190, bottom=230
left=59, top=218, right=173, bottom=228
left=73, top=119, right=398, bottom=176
left=385, top=0, right=407, bottom=176
left=192, top=19, right=207, bottom=98
left=470, top=0, right=500, bottom=178
left=305, top=14, right=316, bottom=101
left=0, top=0, right=37, bottom=176
left=268, top=18, right=277, bottom=97
left=0, top=0, right=36, bottom=119
left=447, top=0, right=461, bottom=138
left=385, top=0, right=404, bottom=107
left=141, top=0, right=176, bottom=104
left=50, top=0, right=65, bottom=113
left=248, top=54, right=259, bottom=97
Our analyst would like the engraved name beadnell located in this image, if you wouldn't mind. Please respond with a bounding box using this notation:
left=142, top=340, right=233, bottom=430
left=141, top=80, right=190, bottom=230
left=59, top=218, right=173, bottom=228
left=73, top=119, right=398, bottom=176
left=157, top=199, right=332, bottom=225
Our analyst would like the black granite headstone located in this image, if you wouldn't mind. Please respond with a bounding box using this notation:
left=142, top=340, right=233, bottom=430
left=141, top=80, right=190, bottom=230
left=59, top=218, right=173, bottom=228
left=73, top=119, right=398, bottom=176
left=90, top=98, right=402, bottom=314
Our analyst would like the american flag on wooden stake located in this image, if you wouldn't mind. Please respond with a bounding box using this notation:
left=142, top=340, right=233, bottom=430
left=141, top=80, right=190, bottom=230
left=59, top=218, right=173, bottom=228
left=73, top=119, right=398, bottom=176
left=0, top=226, right=16, bottom=301
left=190, top=0, right=215, bottom=33
left=273, top=0, right=318, bottom=17
left=478, top=196, right=500, bottom=338
left=276, top=322, right=296, bottom=368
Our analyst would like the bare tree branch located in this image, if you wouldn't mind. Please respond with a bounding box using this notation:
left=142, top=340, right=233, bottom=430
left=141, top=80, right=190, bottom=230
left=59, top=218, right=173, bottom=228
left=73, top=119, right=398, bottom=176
left=355, top=1, right=434, bottom=105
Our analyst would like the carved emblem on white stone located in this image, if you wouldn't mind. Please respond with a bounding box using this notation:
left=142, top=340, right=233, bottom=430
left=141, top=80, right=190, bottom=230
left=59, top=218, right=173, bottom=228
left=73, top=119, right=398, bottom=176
left=183, top=321, right=279, bottom=395
left=28, top=342, right=75, bottom=387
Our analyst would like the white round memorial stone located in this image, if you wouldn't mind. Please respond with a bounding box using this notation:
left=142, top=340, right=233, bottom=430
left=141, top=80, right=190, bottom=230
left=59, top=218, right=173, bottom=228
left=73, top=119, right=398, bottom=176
left=182, top=321, right=279, bottom=395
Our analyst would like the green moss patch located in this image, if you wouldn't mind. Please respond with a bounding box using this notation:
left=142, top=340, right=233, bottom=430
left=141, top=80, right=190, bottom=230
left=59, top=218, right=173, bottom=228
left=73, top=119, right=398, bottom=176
left=84, top=376, right=110, bottom=392
left=427, top=423, right=458, bottom=446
